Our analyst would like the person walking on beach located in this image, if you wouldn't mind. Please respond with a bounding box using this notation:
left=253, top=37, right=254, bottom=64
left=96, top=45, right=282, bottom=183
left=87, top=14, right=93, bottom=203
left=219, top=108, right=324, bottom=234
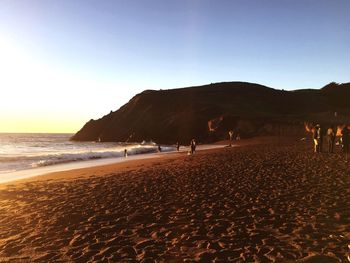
left=228, top=130, right=234, bottom=147
left=190, top=139, right=196, bottom=154
left=176, top=142, right=180, bottom=151
left=318, top=125, right=324, bottom=153
left=236, top=133, right=241, bottom=141
left=313, top=124, right=321, bottom=153
left=158, top=145, right=162, bottom=152
left=124, top=148, right=128, bottom=157
left=326, top=126, right=336, bottom=153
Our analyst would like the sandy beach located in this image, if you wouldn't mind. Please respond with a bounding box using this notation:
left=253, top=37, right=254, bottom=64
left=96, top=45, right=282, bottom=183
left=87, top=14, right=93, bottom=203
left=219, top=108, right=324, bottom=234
left=0, top=138, right=349, bottom=262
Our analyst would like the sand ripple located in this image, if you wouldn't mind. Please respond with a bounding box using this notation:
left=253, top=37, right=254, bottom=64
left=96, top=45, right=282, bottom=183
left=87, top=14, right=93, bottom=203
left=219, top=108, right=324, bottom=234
left=0, top=141, right=349, bottom=262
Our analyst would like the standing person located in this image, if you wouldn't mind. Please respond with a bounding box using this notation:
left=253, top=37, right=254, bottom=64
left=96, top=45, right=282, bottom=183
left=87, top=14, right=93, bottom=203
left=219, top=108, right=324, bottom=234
left=124, top=148, right=128, bottom=157
left=158, top=145, right=162, bottom=152
left=176, top=142, right=180, bottom=151
left=326, top=126, right=335, bottom=153
left=341, top=126, right=349, bottom=154
left=236, top=133, right=241, bottom=140
left=318, top=124, right=323, bottom=153
left=228, top=130, right=234, bottom=147
left=190, top=139, right=196, bottom=154
left=313, top=125, right=320, bottom=153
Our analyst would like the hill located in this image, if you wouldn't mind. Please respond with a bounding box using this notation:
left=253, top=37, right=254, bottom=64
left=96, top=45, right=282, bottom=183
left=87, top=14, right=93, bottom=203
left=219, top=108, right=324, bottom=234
left=71, top=81, right=350, bottom=143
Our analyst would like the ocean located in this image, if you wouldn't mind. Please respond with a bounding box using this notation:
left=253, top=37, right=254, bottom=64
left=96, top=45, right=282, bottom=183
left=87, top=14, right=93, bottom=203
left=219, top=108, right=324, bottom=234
left=0, top=133, right=175, bottom=183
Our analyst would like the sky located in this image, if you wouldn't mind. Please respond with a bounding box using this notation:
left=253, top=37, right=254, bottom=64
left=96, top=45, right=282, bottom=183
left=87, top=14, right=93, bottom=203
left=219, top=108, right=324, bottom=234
left=0, top=0, right=349, bottom=133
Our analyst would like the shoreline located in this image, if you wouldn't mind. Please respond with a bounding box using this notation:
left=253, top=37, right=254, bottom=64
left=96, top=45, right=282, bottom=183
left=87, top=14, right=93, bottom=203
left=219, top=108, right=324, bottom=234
left=0, top=144, right=225, bottom=185
left=0, top=136, right=300, bottom=186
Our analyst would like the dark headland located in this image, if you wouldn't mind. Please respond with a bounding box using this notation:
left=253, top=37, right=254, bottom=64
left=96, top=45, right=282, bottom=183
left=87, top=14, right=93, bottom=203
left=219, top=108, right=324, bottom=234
left=1, top=82, right=350, bottom=262
left=72, top=81, right=350, bottom=143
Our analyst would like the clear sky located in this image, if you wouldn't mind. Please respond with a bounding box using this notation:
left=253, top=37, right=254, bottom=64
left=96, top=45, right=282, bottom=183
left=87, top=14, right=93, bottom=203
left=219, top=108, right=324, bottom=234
left=0, top=0, right=349, bottom=133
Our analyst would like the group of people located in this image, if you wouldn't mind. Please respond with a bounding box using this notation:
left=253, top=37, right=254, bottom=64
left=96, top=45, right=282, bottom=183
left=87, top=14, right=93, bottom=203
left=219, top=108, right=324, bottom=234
left=174, top=139, right=197, bottom=154
left=313, top=124, right=349, bottom=154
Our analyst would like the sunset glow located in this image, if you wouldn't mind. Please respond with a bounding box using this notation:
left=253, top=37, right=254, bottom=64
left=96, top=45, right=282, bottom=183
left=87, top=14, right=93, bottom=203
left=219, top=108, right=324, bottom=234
left=0, top=35, right=130, bottom=133
left=0, top=1, right=350, bottom=261
left=0, top=0, right=349, bottom=133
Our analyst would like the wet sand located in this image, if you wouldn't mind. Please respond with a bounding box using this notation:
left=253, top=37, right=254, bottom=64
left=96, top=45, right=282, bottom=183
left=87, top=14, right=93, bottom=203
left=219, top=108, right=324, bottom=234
left=0, top=138, right=349, bottom=262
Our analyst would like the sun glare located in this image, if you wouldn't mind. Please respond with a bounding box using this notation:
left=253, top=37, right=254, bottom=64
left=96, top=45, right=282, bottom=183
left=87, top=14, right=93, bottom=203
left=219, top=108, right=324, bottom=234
left=0, top=36, right=92, bottom=133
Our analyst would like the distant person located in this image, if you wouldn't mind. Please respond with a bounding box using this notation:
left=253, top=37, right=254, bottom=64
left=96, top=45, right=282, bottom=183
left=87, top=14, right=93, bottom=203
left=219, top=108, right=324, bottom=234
left=341, top=126, right=349, bottom=154
left=313, top=125, right=321, bottom=153
left=190, top=139, right=196, bottom=154
left=228, top=130, right=234, bottom=146
left=176, top=142, right=180, bottom=151
left=124, top=149, right=128, bottom=157
left=318, top=125, right=323, bottom=153
left=326, top=126, right=336, bottom=153
left=158, top=145, right=162, bottom=152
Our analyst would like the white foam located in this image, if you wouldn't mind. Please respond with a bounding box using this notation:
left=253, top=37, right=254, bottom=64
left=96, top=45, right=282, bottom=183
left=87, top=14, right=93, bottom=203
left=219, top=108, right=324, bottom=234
left=0, top=144, right=225, bottom=184
left=29, top=145, right=165, bottom=168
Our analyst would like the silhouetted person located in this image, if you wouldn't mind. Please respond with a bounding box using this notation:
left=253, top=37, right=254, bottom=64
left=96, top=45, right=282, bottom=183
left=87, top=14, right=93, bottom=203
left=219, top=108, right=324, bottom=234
left=158, top=145, right=161, bottom=152
left=228, top=130, right=234, bottom=146
left=236, top=133, right=241, bottom=140
left=313, top=125, right=321, bottom=153
left=190, top=139, right=196, bottom=154
left=326, top=126, right=335, bottom=153
left=176, top=142, right=180, bottom=151
left=124, top=148, right=128, bottom=157
left=318, top=125, right=323, bottom=152
left=341, top=126, right=349, bottom=154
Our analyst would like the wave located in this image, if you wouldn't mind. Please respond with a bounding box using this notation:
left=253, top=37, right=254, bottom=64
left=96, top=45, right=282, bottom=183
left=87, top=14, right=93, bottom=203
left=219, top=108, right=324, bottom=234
left=30, top=145, right=175, bottom=168
left=0, top=156, right=21, bottom=162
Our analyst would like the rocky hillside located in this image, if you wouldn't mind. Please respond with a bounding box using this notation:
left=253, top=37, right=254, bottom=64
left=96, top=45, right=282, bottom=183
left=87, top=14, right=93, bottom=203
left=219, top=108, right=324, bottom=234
left=71, top=82, right=350, bottom=143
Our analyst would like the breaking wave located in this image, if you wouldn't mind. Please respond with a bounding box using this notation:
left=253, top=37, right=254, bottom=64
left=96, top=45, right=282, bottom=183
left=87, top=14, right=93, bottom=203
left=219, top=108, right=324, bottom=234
left=30, top=145, right=175, bottom=168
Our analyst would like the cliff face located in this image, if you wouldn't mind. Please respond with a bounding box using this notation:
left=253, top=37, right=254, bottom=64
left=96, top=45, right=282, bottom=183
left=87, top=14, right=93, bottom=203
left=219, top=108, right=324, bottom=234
left=71, top=82, right=350, bottom=143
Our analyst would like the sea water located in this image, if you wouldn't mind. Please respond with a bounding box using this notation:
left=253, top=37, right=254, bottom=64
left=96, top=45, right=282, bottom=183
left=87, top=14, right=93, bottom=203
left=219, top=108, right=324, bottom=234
left=0, top=133, right=175, bottom=183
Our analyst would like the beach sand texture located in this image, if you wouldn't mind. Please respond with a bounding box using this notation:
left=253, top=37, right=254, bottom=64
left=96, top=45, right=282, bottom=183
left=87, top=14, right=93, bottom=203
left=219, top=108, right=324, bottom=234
left=0, top=140, right=349, bottom=262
